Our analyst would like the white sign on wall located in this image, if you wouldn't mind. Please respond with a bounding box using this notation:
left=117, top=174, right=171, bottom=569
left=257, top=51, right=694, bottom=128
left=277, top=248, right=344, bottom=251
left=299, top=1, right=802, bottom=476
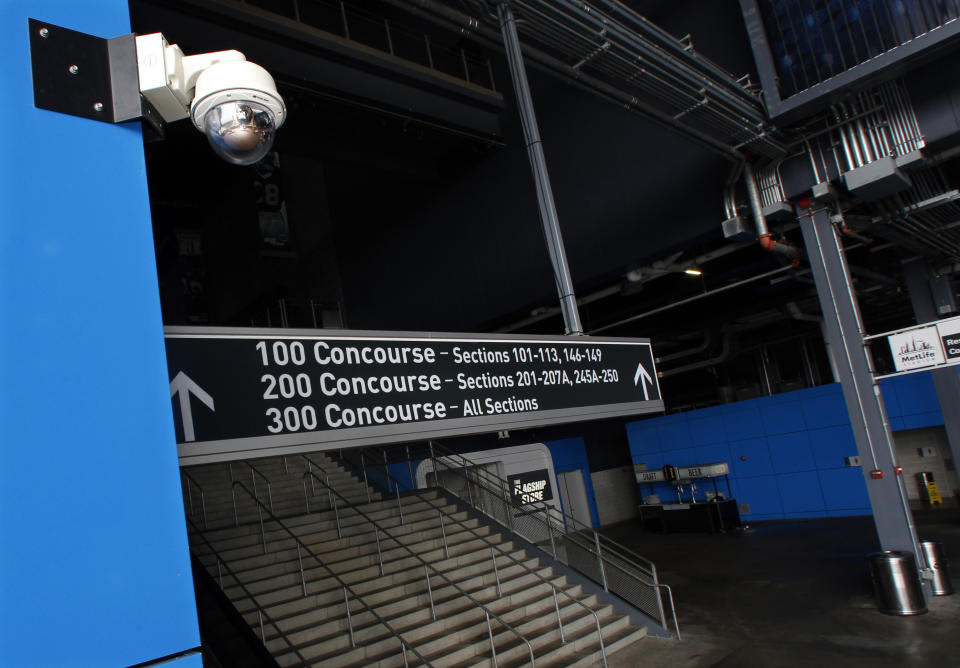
left=878, top=313, right=960, bottom=377
left=889, top=326, right=945, bottom=372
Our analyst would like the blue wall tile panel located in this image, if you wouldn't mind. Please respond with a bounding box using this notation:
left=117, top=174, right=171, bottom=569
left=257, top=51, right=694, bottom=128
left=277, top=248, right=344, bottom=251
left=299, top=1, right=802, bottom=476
left=0, top=2, right=201, bottom=665
left=627, top=371, right=954, bottom=522
left=545, top=438, right=602, bottom=528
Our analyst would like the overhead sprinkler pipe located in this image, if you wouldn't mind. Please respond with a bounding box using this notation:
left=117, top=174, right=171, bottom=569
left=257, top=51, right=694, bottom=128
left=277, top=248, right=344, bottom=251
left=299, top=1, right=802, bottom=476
left=744, top=162, right=800, bottom=262
left=497, top=2, right=583, bottom=335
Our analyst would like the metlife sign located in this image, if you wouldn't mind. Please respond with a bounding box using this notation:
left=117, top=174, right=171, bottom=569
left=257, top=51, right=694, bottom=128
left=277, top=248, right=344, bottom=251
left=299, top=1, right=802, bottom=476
left=165, top=327, right=663, bottom=465
left=882, top=313, right=960, bottom=376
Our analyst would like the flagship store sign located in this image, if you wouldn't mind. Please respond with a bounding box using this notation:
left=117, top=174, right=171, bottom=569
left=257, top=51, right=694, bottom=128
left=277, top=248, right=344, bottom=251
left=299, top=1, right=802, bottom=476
left=165, top=326, right=663, bottom=465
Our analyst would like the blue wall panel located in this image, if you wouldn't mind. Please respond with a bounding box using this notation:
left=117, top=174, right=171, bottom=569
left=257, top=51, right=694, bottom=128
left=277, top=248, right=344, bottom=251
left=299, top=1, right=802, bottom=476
left=545, top=437, right=602, bottom=527
left=0, top=3, right=200, bottom=665
left=627, top=371, right=954, bottom=522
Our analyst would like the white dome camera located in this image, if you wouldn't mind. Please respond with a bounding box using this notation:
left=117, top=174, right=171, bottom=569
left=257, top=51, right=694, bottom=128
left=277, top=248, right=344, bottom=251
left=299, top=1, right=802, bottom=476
left=136, top=34, right=286, bottom=166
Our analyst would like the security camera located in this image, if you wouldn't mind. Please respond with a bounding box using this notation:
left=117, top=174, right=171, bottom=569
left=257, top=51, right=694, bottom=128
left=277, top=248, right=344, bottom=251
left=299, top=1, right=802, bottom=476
left=136, top=34, right=286, bottom=165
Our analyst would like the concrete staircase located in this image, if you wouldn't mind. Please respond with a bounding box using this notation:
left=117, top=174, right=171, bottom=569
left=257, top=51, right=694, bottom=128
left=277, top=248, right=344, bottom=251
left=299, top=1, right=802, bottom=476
left=184, top=452, right=648, bottom=667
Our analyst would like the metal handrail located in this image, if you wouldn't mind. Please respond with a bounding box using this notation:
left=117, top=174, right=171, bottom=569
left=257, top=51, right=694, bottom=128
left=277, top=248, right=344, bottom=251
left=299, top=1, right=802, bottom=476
left=426, top=443, right=660, bottom=578
left=231, top=480, right=435, bottom=667
left=186, top=516, right=310, bottom=665
left=364, top=442, right=678, bottom=639
left=236, top=460, right=274, bottom=512
left=425, top=447, right=674, bottom=634
left=410, top=489, right=610, bottom=666
left=302, top=470, right=537, bottom=667
left=181, top=470, right=208, bottom=529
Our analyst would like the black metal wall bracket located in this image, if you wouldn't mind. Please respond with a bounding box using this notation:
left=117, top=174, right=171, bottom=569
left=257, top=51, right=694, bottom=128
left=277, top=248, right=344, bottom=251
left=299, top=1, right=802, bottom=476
left=28, top=18, right=166, bottom=139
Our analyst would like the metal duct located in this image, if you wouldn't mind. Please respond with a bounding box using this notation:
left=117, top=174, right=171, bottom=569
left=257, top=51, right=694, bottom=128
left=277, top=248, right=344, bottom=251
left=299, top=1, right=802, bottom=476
left=386, top=0, right=787, bottom=160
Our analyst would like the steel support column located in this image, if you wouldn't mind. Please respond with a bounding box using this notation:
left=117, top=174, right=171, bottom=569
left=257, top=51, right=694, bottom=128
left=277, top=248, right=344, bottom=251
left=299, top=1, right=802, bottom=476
left=798, top=206, right=927, bottom=584
left=496, top=2, right=583, bottom=335
left=902, top=257, right=960, bottom=475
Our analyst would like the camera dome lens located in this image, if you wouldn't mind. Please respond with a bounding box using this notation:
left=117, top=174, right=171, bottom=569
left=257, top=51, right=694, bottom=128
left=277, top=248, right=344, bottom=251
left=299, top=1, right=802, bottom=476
left=202, top=100, right=276, bottom=165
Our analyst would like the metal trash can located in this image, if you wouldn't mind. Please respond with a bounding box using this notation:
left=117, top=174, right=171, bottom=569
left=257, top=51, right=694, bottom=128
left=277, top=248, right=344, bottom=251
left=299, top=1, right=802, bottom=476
left=868, top=551, right=928, bottom=615
left=920, top=540, right=955, bottom=596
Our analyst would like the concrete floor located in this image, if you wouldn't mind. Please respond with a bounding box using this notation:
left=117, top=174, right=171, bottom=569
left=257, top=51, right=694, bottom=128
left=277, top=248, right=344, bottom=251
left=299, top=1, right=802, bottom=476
left=603, top=508, right=960, bottom=667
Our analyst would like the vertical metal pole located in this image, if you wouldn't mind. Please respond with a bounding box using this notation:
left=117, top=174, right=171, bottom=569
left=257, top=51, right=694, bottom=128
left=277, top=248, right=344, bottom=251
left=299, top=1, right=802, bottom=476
left=217, top=558, right=223, bottom=588
left=460, top=48, right=471, bottom=82
left=375, top=528, right=384, bottom=576
left=486, top=612, right=498, bottom=668
left=258, top=609, right=265, bottom=642
left=465, top=460, right=475, bottom=507
left=303, top=479, right=311, bottom=514
left=385, top=19, right=394, bottom=56
left=798, top=204, right=926, bottom=591
left=334, top=494, right=342, bottom=539
left=425, top=565, right=436, bottom=620
left=491, top=547, right=502, bottom=597
left=343, top=586, right=355, bottom=647
left=401, top=641, right=409, bottom=668
left=439, top=509, right=449, bottom=559
left=497, top=2, right=583, bottom=335
left=340, top=1, right=350, bottom=40
left=552, top=586, right=566, bottom=643
left=594, top=531, right=609, bottom=592
left=231, top=487, right=239, bottom=527
left=186, top=479, right=194, bottom=515
left=383, top=448, right=391, bottom=493
left=297, top=543, right=307, bottom=597
left=361, top=452, right=371, bottom=503
left=282, top=456, right=288, bottom=475
left=424, top=34, right=434, bottom=69
left=397, top=486, right=404, bottom=525
left=406, top=445, right=414, bottom=489
left=546, top=511, right=557, bottom=558
left=200, top=490, right=207, bottom=529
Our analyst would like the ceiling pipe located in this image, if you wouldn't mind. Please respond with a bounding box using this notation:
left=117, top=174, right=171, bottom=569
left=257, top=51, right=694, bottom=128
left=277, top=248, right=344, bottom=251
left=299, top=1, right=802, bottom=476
left=744, top=162, right=800, bottom=261
left=379, top=0, right=767, bottom=161
left=656, top=330, right=712, bottom=364
left=658, top=331, right=732, bottom=378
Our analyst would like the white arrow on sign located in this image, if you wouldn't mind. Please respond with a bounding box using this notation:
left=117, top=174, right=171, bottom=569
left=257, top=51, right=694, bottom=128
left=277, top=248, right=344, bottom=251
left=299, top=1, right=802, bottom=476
left=633, top=361, right=654, bottom=401
left=170, top=371, right=215, bottom=442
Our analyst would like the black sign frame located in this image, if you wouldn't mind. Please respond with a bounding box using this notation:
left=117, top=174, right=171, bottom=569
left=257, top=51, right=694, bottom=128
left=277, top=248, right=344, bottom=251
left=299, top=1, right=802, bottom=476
left=165, top=326, right=663, bottom=465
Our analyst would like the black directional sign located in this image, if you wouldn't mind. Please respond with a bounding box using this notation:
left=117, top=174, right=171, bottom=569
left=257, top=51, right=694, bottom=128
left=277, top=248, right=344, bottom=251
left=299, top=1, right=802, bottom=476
left=165, top=327, right=663, bottom=465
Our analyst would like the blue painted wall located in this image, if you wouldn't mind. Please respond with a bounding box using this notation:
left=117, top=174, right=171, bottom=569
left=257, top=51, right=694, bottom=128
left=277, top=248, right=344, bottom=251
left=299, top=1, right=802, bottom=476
left=545, top=437, right=603, bottom=528
left=0, top=2, right=201, bottom=666
left=626, top=371, right=950, bottom=521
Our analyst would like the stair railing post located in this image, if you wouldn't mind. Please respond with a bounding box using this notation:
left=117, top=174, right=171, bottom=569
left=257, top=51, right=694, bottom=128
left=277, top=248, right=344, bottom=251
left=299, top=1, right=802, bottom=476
left=185, top=478, right=194, bottom=515
left=282, top=456, right=288, bottom=475
left=258, top=609, right=265, bottom=642
left=465, top=460, right=475, bottom=507
left=401, top=640, right=409, bottom=668
left=424, top=565, right=436, bottom=620
left=546, top=510, right=557, bottom=559
left=375, top=527, right=385, bottom=576
left=307, top=459, right=315, bottom=496
left=486, top=611, right=498, bottom=668
left=333, top=493, right=342, bottom=539
left=302, top=478, right=311, bottom=514
left=297, top=543, right=307, bottom=597
left=491, top=547, right=502, bottom=597
left=503, top=478, right=515, bottom=530
left=231, top=487, right=239, bottom=527
left=439, top=509, right=449, bottom=559
left=397, top=485, right=404, bottom=525
left=200, top=488, right=207, bottom=529
left=217, top=558, right=223, bottom=588
left=361, top=451, right=371, bottom=503
left=552, top=585, right=566, bottom=644
left=594, top=531, right=609, bottom=592
left=257, top=498, right=266, bottom=554
left=383, top=447, right=391, bottom=493
left=326, top=474, right=332, bottom=509
left=343, top=586, right=356, bottom=648
left=406, top=445, right=414, bottom=489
